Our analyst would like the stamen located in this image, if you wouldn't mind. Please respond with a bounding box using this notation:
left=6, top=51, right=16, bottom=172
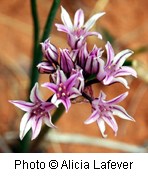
left=58, top=87, right=62, bottom=91
left=62, top=92, right=66, bottom=96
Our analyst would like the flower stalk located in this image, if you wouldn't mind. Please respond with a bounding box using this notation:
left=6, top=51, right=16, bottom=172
left=19, top=0, right=61, bottom=153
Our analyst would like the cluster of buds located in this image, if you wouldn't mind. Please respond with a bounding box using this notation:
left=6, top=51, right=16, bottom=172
left=10, top=7, right=137, bottom=140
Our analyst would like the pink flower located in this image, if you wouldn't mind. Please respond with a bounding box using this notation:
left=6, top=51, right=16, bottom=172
left=97, top=42, right=137, bottom=88
left=9, top=83, right=56, bottom=140
left=84, top=91, right=134, bottom=137
left=55, top=6, right=105, bottom=49
left=42, top=70, right=82, bottom=112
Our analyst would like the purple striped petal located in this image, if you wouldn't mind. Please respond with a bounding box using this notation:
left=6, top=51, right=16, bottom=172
left=112, top=105, right=135, bottom=121
left=115, top=66, right=137, bottom=78
left=105, top=41, right=115, bottom=68
left=84, top=12, right=105, bottom=31
left=103, top=75, right=114, bottom=85
left=113, top=49, right=134, bottom=68
left=43, top=112, right=56, bottom=128
left=37, top=61, right=55, bottom=74
left=57, top=70, right=67, bottom=84
left=30, top=83, right=43, bottom=103
left=85, top=57, right=92, bottom=74
left=61, top=6, right=73, bottom=31
left=60, top=49, right=74, bottom=74
left=55, top=24, right=69, bottom=33
left=42, top=102, right=56, bottom=110
left=78, top=43, right=88, bottom=68
left=41, top=82, right=58, bottom=93
left=19, top=113, right=32, bottom=140
left=83, top=31, right=102, bottom=40
left=9, top=100, right=34, bottom=112
left=97, top=59, right=105, bottom=81
left=65, top=74, right=78, bottom=91
left=84, top=110, right=99, bottom=124
left=99, top=90, right=106, bottom=100
left=97, top=118, right=107, bottom=138
left=74, top=9, right=84, bottom=28
left=31, top=117, right=42, bottom=140
left=103, top=115, right=118, bottom=136
left=105, top=92, right=128, bottom=105
left=60, top=98, right=71, bottom=112
left=69, top=87, right=81, bottom=99
left=110, top=77, right=129, bottom=89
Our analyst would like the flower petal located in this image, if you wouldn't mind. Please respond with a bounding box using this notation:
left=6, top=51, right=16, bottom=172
left=110, top=77, right=130, bottom=89
left=105, top=92, right=128, bottom=105
left=60, top=49, right=74, bottom=74
left=69, top=87, right=81, bottom=99
left=65, top=74, right=78, bottom=91
left=103, top=75, right=114, bottom=85
left=41, top=82, right=58, bottom=93
left=105, top=41, right=115, bottom=68
left=19, top=113, right=32, bottom=140
left=97, top=118, right=107, bottom=138
left=42, top=102, right=56, bottom=110
left=112, top=105, right=135, bottom=121
left=99, top=90, right=106, bottom=100
left=30, top=83, right=43, bottom=103
left=43, top=113, right=56, bottom=128
left=83, top=31, right=102, bottom=40
left=113, top=49, right=134, bottom=68
left=74, top=9, right=84, bottom=28
left=60, top=98, right=71, bottom=112
left=97, top=59, right=105, bottom=81
left=37, top=61, right=55, bottom=74
left=9, top=100, right=34, bottom=112
left=57, top=70, right=67, bottom=84
left=84, top=12, right=105, bottom=31
left=103, top=115, right=118, bottom=136
left=115, top=66, right=137, bottom=78
left=84, top=110, right=99, bottom=124
left=61, top=6, right=73, bottom=31
left=31, top=117, right=42, bottom=140
left=51, top=94, right=58, bottom=105
left=55, top=24, right=69, bottom=33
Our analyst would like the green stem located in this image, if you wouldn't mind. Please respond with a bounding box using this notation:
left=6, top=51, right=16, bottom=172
left=29, top=0, right=61, bottom=91
left=19, top=0, right=60, bottom=152
left=29, top=0, right=40, bottom=92
left=30, top=104, right=65, bottom=152
left=19, top=0, right=40, bottom=153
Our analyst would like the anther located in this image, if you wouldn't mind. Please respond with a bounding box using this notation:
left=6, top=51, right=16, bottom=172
left=62, top=92, right=66, bottom=96
left=58, top=87, right=62, bottom=91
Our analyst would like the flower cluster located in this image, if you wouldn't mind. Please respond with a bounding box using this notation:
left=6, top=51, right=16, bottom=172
left=10, top=7, right=137, bottom=140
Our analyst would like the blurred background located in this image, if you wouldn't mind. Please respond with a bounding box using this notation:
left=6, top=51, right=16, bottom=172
left=0, top=0, right=148, bottom=152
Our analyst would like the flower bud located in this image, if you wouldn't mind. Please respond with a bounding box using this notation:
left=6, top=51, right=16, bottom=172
left=60, top=49, right=74, bottom=74
left=37, top=61, right=55, bottom=74
left=41, top=38, right=58, bottom=64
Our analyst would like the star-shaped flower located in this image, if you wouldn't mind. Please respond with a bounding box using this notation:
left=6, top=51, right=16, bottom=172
left=97, top=42, right=137, bottom=88
left=42, top=70, right=82, bottom=112
left=9, top=83, right=56, bottom=140
left=55, top=6, right=105, bottom=49
left=84, top=91, right=134, bottom=137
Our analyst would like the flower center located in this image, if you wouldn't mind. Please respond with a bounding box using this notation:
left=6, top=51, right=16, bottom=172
left=57, top=83, right=68, bottom=98
left=32, top=103, right=45, bottom=116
